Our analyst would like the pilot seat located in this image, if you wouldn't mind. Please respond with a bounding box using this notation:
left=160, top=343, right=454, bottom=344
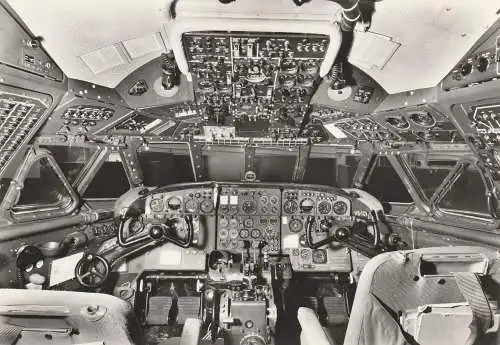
left=298, top=246, right=500, bottom=345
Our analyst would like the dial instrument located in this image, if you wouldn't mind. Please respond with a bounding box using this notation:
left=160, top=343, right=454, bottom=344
left=333, top=201, right=348, bottom=215
left=251, top=229, right=262, bottom=239
left=312, top=249, right=328, bottom=264
left=200, top=199, right=214, bottom=213
left=317, top=200, right=332, bottom=214
left=129, top=217, right=144, bottom=235
left=167, top=196, right=182, bottom=211
left=283, top=200, right=298, bottom=214
left=299, top=198, right=315, bottom=213
left=289, top=218, right=303, bottom=233
left=242, top=200, right=257, bottom=214
left=184, top=199, right=198, bottom=213
left=386, top=116, right=410, bottom=130
left=150, top=198, right=164, bottom=212
left=409, top=111, right=436, bottom=127
left=239, top=229, right=250, bottom=239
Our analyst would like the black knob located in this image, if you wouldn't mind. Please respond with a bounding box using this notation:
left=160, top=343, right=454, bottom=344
left=476, top=56, right=489, bottom=73
left=149, top=226, right=164, bottom=240
left=460, top=62, right=472, bottom=76
left=319, top=219, right=333, bottom=232
left=387, top=233, right=402, bottom=246
left=334, top=228, right=349, bottom=241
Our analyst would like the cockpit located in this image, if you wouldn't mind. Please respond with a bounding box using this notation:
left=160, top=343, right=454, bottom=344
left=0, top=1, right=499, bottom=345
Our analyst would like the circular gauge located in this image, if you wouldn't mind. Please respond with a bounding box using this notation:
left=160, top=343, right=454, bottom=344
left=302, top=60, right=318, bottom=74
left=333, top=201, right=348, bottom=215
left=242, top=200, right=257, bottom=214
left=312, top=249, right=328, bottom=264
left=289, top=218, right=303, bottom=233
left=200, top=199, right=214, bottom=213
left=281, top=75, right=296, bottom=89
left=282, top=60, right=298, bottom=74
left=219, top=229, right=229, bottom=239
left=297, top=74, right=314, bottom=88
left=184, top=199, right=198, bottom=213
left=243, top=218, right=254, bottom=228
left=150, top=198, right=164, bottom=212
left=251, top=229, right=262, bottom=239
left=167, top=196, right=182, bottom=211
left=318, top=200, right=332, bottom=215
left=283, top=200, right=298, bottom=214
left=220, top=218, right=229, bottom=227
left=299, top=198, right=315, bottom=213
left=239, top=229, right=250, bottom=239
left=270, top=195, right=279, bottom=205
left=264, top=225, right=275, bottom=237
left=198, top=80, right=215, bottom=93
left=216, top=81, right=231, bottom=93
left=129, top=217, right=144, bottom=235
left=386, top=116, right=410, bottom=130
left=229, top=218, right=238, bottom=228
left=409, top=111, right=436, bottom=128
left=300, top=248, right=311, bottom=260
left=229, top=229, right=239, bottom=239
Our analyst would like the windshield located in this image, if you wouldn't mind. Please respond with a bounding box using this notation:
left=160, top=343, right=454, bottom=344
left=439, top=165, right=490, bottom=216
left=364, top=156, right=412, bottom=204
left=14, top=157, right=72, bottom=211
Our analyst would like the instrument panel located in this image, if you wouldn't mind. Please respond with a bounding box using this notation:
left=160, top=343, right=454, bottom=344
left=143, top=184, right=355, bottom=272
left=182, top=31, right=329, bottom=139
left=218, top=186, right=281, bottom=253
left=282, top=189, right=352, bottom=272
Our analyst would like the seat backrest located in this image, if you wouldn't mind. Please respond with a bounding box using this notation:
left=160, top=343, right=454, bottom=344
left=344, top=246, right=499, bottom=345
left=0, top=289, right=146, bottom=345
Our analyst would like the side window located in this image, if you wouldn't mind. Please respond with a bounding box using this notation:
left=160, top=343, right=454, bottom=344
left=83, top=153, right=130, bottom=199
left=13, top=157, right=73, bottom=212
left=438, top=165, right=490, bottom=216
left=364, top=156, right=413, bottom=204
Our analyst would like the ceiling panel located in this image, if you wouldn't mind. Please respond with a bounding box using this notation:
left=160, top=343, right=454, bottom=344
left=5, top=0, right=500, bottom=93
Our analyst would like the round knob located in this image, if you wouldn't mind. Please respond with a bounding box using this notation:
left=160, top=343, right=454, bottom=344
left=149, top=226, right=164, bottom=240
left=476, top=56, right=489, bottom=73
left=388, top=233, right=402, bottom=246
left=320, top=219, right=333, bottom=232
left=334, top=228, right=349, bottom=241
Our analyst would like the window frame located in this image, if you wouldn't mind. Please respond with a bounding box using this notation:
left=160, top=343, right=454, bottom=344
left=430, top=160, right=496, bottom=221
left=0, top=147, right=79, bottom=222
left=362, top=150, right=499, bottom=221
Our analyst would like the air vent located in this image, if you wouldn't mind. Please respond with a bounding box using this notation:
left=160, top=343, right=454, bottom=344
left=122, top=33, right=163, bottom=60
left=80, top=45, right=126, bottom=74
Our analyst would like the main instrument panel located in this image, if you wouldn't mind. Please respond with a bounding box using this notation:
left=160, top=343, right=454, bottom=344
left=182, top=32, right=329, bottom=139
left=142, top=183, right=356, bottom=273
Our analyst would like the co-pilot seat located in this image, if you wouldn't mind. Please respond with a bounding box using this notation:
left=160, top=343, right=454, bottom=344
left=0, top=289, right=202, bottom=345
left=299, top=246, right=500, bottom=345
left=0, top=289, right=146, bottom=345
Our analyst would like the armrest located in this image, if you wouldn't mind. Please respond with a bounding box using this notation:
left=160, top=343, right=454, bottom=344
left=180, top=318, right=202, bottom=345
left=297, top=307, right=334, bottom=345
